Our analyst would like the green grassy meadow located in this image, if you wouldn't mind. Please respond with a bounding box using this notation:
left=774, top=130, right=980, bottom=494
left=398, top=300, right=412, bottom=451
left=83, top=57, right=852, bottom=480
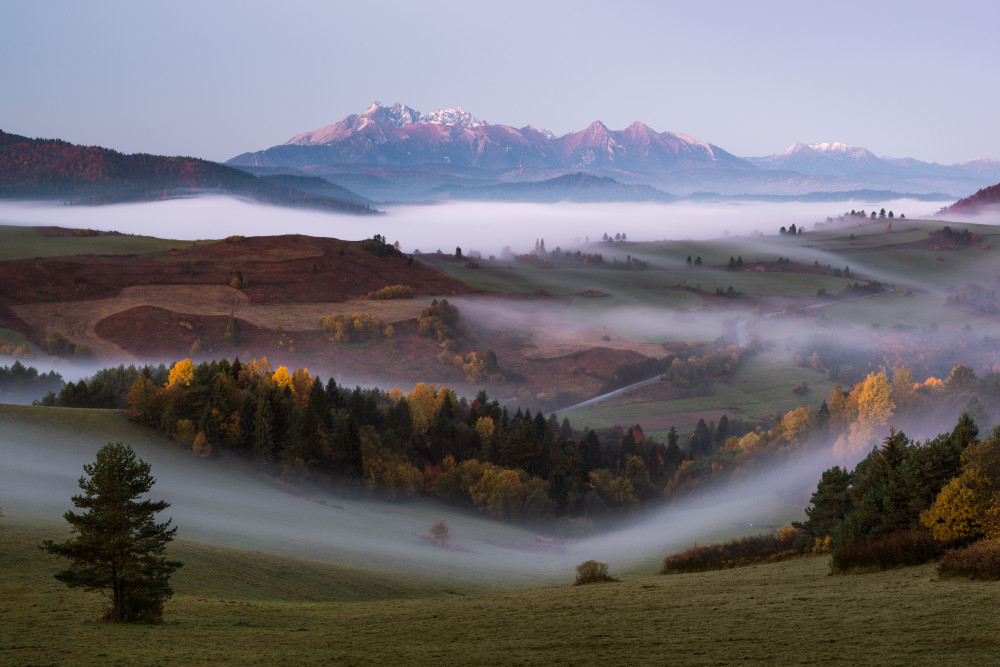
left=0, top=224, right=197, bottom=261
left=3, top=516, right=998, bottom=666
left=563, top=349, right=836, bottom=439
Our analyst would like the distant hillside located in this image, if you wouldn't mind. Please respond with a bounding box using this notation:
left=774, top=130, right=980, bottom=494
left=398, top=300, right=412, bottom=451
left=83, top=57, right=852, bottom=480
left=428, top=172, right=677, bottom=203
left=948, top=182, right=1000, bottom=214
left=0, top=130, right=377, bottom=214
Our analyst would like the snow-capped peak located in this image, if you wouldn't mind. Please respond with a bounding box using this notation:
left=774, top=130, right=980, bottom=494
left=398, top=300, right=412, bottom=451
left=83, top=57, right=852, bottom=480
left=782, top=142, right=874, bottom=159
left=420, top=107, right=485, bottom=128
left=361, top=101, right=422, bottom=128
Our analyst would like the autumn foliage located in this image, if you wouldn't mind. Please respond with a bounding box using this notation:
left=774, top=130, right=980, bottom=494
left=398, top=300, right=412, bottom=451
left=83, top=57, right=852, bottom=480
left=661, top=528, right=802, bottom=574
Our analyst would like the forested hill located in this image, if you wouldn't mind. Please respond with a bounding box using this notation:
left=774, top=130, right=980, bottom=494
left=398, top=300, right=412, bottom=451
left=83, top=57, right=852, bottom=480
left=948, top=181, right=1000, bottom=214
left=0, top=130, right=377, bottom=213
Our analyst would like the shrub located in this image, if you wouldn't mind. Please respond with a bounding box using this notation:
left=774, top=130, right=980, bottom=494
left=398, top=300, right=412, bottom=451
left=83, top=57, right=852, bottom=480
left=661, top=528, right=802, bottom=574
left=367, top=284, right=416, bottom=300
left=830, top=528, right=945, bottom=573
left=429, top=520, right=449, bottom=545
left=938, top=539, right=1000, bottom=580
left=574, top=560, right=618, bottom=585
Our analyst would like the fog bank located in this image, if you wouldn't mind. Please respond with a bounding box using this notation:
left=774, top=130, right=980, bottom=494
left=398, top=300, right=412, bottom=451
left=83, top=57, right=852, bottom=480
left=0, top=197, right=950, bottom=256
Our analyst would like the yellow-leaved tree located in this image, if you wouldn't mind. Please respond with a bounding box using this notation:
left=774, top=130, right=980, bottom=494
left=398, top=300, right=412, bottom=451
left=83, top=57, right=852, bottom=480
left=921, top=438, right=1000, bottom=542
left=836, top=372, right=895, bottom=459
left=167, top=359, right=195, bottom=388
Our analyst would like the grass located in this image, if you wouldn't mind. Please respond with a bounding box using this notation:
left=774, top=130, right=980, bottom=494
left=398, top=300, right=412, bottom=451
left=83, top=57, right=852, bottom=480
left=565, top=349, right=835, bottom=439
left=0, top=224, right=197, bottom=261
left=3, top=518, right=999, bottom=665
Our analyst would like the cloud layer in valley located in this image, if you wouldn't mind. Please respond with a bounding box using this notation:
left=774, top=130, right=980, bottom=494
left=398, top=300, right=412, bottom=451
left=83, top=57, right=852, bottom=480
left=0, top=197, right=954, bottom=257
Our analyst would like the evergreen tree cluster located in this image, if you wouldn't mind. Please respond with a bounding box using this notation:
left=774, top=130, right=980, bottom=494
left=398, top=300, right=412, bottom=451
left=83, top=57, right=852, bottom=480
left=0, top=360, right=64, bottom=402
left=116, top=358, right=693, bottom=522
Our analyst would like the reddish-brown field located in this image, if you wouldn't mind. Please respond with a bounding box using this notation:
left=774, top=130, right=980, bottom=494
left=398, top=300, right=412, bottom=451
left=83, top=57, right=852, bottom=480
left=0, top=229, right=658, bottom=401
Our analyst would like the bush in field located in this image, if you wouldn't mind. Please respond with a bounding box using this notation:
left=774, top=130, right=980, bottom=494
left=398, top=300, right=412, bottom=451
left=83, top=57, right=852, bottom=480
left=829, top=528, right=945, bottom=573
left=661, top=528, right=802, bottom=574
left=367, top=284, right=415, bottom=300
left=429, top=520, right=449, bottom=545
left=937, top=539, right=1000, bottom=580
left=574, top=560, right=618, bottom=585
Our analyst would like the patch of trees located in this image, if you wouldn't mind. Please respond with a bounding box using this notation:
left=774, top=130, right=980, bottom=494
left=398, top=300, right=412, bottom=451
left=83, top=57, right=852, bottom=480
left=320, top=312, right=393, bottom=343
left=794, top=414, right=1000, bottom=576
left=41, top=364, right=167, bottom=409
left=360, top=234, right=400, bottom=257
left=938, top=225, right=979, bottom=245
left=0, top=360, right=64, bottom=402
left=518, top=248, right=648, bottom=270
left=795, top=327, right=1000, bottom=387
left=367, top=284, right=416, bottom=300
left=811, top=260, right=853, bottom=277
left=947, top=283, right=1000, bottom=316
left=664, top=358, right=1000, bottom=506
left=417, top=299, right=472, bottom=350
left=778, top=224, right=803, bottom=235
left=840, top=281, right=885, bottom=297
left=113, top=357, right=697, bottom=523
left=42, top=332, right=91, bottom=359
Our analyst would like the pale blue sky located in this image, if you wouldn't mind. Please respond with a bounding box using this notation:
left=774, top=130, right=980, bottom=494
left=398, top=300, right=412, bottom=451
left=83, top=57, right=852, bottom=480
left=2, top=0, right=997, bottom=164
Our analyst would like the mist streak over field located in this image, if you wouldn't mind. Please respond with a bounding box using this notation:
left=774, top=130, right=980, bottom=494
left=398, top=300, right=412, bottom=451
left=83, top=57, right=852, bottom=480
left=0, top=197, right=950, bottom=256
left=4, top=406, right=951, bottom=583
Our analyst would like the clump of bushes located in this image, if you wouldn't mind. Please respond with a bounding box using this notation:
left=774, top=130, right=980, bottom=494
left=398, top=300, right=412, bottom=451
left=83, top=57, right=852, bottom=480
left=367, top=284, right=416, bottom=300
left=417, top=299, right=472, bottom=349
left=661, top=527, right=802, bottom=574
left=224, top=235, right=245, bottom=244
left=574, top=560, right=618, bottom=585
left=829, top=528, right=945, bottom=573
left=937, top=539, right=1000, bottom=580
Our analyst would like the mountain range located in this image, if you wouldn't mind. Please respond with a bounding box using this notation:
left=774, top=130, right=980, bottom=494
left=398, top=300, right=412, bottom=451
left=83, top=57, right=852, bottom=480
left=226, top=102, right=1000, bottom=202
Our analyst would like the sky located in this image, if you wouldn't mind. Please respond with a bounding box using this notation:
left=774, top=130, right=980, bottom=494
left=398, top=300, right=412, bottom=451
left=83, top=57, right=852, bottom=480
left=2, top=0, right=998, bottom=165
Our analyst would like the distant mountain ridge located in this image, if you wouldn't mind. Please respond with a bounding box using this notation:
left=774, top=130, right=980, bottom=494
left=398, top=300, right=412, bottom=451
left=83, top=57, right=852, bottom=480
left=746, top=141, right=1000, bottom=179
left=228, top=101, right=749, bottom=173
left=226, top=102, right=1000, bottom=200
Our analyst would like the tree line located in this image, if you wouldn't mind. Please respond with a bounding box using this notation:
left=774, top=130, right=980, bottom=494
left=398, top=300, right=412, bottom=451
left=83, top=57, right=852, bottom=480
left=51, top=358, right=690, bottom=523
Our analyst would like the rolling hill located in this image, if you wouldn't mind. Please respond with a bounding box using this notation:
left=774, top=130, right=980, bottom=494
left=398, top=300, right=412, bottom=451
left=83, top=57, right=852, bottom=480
left=0, top=130, right=376, bottom=213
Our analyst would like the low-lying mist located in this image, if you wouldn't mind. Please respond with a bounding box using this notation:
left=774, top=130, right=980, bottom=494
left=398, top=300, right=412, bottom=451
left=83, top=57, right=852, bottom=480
left=2, top=405, right=941, bottom=584
left=0, top=196, right=951, bottom=256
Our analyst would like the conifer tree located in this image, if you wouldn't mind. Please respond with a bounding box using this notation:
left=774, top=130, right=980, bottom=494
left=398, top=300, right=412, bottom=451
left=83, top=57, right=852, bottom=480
left=42, top=442, right=181, bottom=623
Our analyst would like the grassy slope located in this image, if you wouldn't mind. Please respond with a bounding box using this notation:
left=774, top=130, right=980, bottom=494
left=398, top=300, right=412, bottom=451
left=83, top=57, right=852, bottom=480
left=0, top=224, right=198, bottom=261
left=3, top=519, right=998, bottom=665
left=566, top=349, right=836, bottom=439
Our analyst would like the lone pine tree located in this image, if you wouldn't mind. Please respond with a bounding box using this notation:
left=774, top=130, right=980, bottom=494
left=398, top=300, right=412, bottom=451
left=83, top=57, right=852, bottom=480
left=42, top=441, right=182, bottom=623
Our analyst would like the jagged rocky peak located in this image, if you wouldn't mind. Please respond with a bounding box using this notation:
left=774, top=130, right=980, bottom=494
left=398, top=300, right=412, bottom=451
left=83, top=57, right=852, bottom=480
left=361, top=102, right=422, bottom=128
left=420, top=107, right=486, bottom=128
